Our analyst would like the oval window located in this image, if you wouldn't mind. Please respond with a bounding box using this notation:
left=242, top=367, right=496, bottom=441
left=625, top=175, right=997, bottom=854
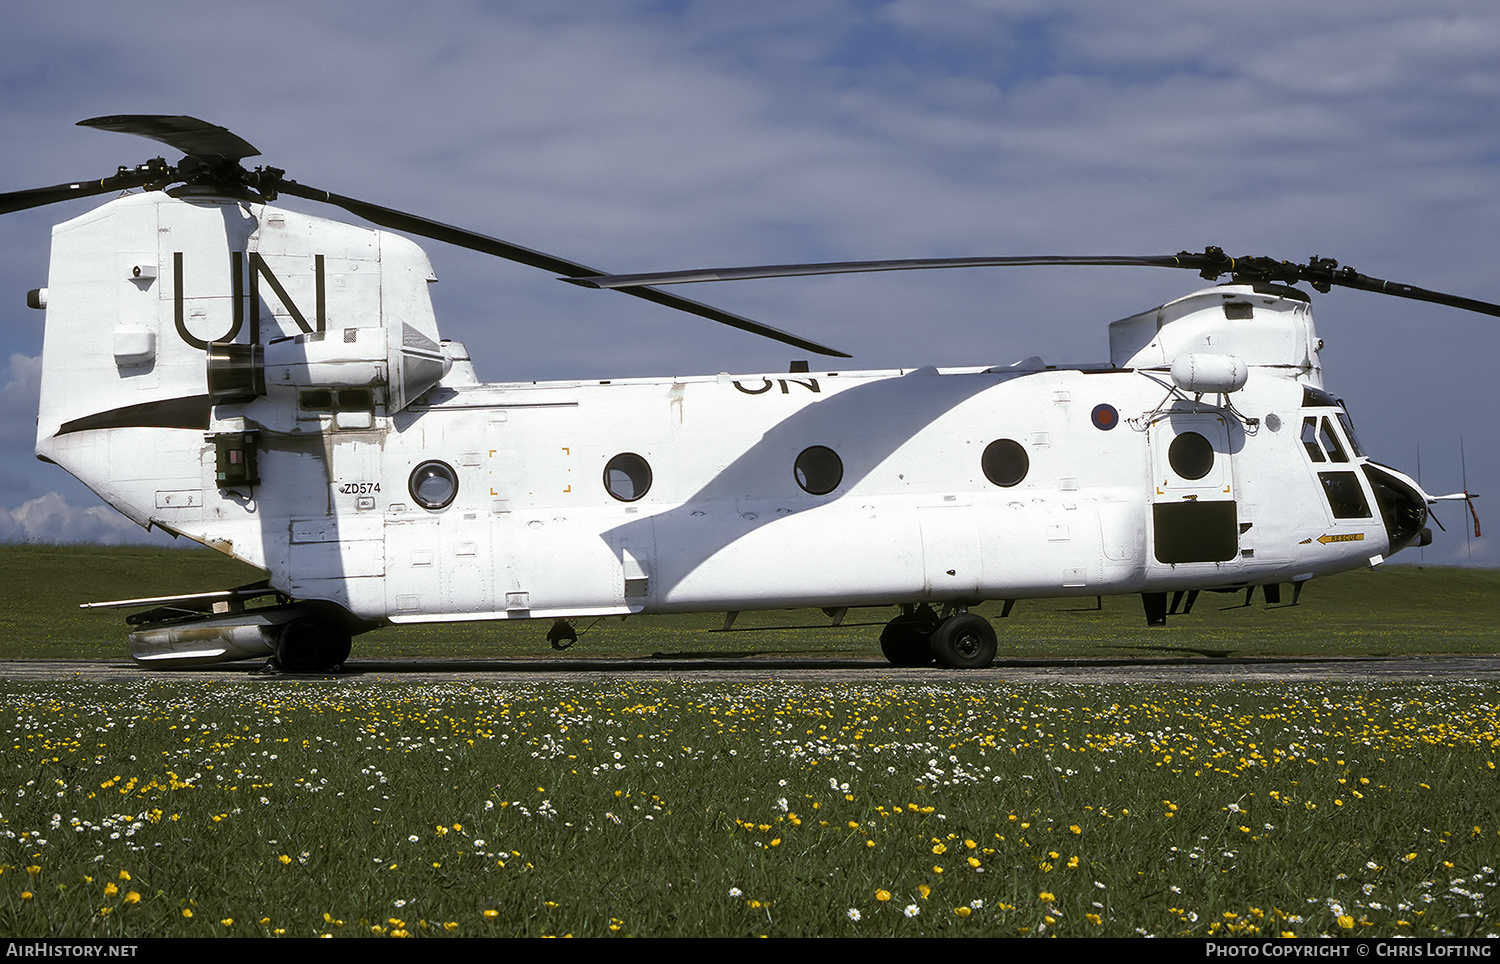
left=1168, top=432, right=1215, bottom=480
left=794, top=445, right=843, bottom=495
left=604, top=452, right=652, bottom=502
left=409, top=460, right=458, bottom=510
left=981, top=439, right=1029, bottom=487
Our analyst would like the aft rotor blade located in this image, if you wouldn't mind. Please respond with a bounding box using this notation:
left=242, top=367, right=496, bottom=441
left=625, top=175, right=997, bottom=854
left=78, top=115, right=260, bottom=164
left=276, top=178, right=850, bottom=357
left=0, top=161, right=168, bottom=216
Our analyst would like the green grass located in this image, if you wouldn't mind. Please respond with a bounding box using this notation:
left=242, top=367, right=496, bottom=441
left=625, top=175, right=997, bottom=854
left=0, top=543, right=1494, bottom=660
left=2, top=547, right=1496, bottom=938
left=1, top=677, right=1496, bottom=937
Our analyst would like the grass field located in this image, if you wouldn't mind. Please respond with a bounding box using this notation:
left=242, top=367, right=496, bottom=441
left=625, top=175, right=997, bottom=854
left=1, top=677, right=1496, bottom=937
left=0, top=543, right=1497, bottom=661
left=0, top=545, right=1496, bottom=938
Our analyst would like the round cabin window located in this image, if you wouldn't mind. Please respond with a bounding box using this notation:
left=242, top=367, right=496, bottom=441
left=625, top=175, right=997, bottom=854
left=1168, top=432, right=1215, bottom=481
left=604, top=453, right=653, bottom=502
left=794, top=445, right=843, bottom=495
left=409, top=460, right=459, bottom=510
left=981, top=439, right=1029, bottom=487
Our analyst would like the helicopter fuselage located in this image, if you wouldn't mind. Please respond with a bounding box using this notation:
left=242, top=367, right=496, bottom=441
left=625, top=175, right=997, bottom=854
left=30, top=191, right=1429, bottom=666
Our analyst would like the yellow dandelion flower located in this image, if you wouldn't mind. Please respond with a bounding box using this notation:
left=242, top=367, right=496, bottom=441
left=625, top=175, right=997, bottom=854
left=875, top=890, right=892, bottom=902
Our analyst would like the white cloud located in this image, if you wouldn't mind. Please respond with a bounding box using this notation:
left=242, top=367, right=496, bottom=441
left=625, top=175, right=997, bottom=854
left=0, top=354, right=41, bottom=448
left=0, top=492, right=166, bottom=546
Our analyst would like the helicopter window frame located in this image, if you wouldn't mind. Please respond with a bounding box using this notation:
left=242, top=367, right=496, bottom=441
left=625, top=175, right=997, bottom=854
left=793, top=445, right=844, bottom=496
left=409, top=460, right=459, bottom=511
left=604, top=452, right=653, bottom=503
left=981, top=438, right=1030, bottom=488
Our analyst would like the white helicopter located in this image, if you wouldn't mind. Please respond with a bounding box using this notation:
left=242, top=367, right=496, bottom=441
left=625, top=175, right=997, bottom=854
left=5, top=115, right=1484, bottom=671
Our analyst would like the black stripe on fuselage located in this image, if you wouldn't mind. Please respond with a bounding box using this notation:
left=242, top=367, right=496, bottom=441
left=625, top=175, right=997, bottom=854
left=56, top=395, right=212, bottom=435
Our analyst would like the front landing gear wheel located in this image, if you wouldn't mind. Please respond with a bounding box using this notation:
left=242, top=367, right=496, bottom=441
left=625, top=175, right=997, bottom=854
left=929, top=613, right=996, bottom=669
left=880, top=607, right=939, bottom=666
left=274, top=618, right=352, bottom=672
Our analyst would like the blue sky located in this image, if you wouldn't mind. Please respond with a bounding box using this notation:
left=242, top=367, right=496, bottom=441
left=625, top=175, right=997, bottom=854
left=1, top=0, right=1496, bottom=565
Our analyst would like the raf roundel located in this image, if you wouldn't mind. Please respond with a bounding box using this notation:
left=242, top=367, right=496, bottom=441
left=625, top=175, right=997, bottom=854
left=1092, top=403, right=1119, bottom=431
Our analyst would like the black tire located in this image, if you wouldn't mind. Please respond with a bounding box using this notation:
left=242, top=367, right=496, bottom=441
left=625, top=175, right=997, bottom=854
left=879, top=611, right=937, bottom=666
left=929, top=613, right=996, bottom=669
left=275, top=618, right=351, bottom=672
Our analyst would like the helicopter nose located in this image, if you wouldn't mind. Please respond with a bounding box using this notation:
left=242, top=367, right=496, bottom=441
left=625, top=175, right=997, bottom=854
left=1361, top=463, right=1429, bottom=555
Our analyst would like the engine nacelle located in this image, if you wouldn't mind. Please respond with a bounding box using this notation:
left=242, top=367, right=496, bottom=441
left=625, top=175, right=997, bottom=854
left=207, top=322, right=451, bottom=432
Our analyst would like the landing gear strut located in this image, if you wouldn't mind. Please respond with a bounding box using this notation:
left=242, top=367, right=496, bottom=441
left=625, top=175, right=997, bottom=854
left=879, top=604, right=997, bottom=669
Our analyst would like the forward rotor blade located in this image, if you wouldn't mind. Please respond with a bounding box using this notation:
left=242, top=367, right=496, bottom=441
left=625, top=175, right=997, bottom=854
left=0, top=161, right=168, bottom=216
left=566, top=247, right=1500, bottom=321
left=563, top=254, right=1196, bottom=289
left=276, top=178, right=849, bottom=358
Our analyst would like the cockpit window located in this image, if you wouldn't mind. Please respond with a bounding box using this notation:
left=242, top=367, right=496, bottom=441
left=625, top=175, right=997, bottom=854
left=1302, top=386, right=1341, bottom=408
left=1318, top=417, right=1348, bottom=463
left=1301, top=417, right=1325, bottom=463
left=1319, top=471, right=1371, bottom=519
left=1302, top=415, right=1356, bottom=464
left=1336, top=411, right=1365, bottom=457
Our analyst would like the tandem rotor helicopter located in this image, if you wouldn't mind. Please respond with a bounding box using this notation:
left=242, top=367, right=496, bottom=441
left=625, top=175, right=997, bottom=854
left=2, top=115, right=1486, bottom=671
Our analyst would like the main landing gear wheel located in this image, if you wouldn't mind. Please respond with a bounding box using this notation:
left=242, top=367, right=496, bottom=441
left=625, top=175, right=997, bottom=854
left=879, top=608, right=938, bottom=666
left=274, top=618, right=352, bottom=672
left=928, top=612, right=997, bottom=669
